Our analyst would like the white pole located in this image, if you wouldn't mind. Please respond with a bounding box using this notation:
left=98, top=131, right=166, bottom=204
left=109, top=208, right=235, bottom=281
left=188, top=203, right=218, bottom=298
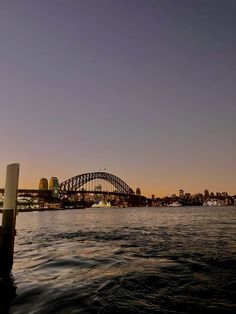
left=1, top=163, right=20, bottom=271
left=3, top=163, right=20, bottom=210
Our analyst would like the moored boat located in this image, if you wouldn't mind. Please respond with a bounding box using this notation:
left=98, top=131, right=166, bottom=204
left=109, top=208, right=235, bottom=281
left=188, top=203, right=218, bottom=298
left=167, top=201, right=182, bottom=207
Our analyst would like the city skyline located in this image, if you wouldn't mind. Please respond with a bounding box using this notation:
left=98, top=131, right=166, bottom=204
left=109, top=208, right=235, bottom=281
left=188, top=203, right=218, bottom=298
left=0, top=0, right=235, bottom=197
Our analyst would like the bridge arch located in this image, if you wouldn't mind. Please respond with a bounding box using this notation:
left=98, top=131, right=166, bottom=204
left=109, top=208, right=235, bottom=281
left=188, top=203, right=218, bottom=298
left=59, top=172, right=134, bottom=195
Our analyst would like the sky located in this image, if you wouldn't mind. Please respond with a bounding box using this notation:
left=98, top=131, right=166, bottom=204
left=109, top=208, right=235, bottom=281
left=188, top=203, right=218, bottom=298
left=0, top=0, right=235, bottom=197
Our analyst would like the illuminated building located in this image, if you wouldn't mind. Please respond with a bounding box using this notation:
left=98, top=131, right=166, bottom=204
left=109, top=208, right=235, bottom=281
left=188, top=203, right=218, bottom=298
left=39, top=178, right=48, bottom=190
left=49, top=177, right=59, bottom=198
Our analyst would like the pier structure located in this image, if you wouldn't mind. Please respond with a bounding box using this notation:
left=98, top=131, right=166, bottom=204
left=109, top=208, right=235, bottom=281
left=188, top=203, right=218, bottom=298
left=0, top=164, right=19, bottom=272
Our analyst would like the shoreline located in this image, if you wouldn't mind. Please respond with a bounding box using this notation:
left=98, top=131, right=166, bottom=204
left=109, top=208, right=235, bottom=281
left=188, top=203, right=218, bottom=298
left=1, top=205, right=235, bottom=213
left=0, top=207, right=86, bottom=213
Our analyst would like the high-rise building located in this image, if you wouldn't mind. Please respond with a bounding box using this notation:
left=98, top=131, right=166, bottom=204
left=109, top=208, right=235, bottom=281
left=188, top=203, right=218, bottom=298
left=39, top=178, right=48, bottom=190
left=179, top=189, right=184, bottom=198
left=136, top=187, right=141, bottom=196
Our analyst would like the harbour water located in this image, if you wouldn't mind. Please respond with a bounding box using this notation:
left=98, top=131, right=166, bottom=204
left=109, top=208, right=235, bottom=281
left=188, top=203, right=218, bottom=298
left=1, top=206, right=236, bottom=313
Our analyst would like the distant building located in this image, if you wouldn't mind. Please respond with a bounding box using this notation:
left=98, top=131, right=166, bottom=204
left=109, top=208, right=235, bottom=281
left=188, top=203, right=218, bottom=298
left=204, top=189, right=209, bottom=198
left=185, top=193, right=191, bottom=199
left=136, top=187, right=141, bottom=196
left=49, top=177, right=59, bottom=198
left=179, top=189, right=184, bottom=198
left=95, top=185, right=102, bottom=192
left=39, top=178, right=48, bottom=190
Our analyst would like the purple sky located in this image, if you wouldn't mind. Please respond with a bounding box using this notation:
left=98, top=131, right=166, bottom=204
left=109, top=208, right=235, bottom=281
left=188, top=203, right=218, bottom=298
left=0, top=0, right=235, bottom=196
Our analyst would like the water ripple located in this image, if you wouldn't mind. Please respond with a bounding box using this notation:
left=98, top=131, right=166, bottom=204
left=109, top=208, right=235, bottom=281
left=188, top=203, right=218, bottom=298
left=0, top=206, right=235, bottom=313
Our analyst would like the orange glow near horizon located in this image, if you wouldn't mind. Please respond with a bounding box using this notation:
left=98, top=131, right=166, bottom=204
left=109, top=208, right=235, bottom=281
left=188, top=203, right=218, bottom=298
left=0, top=169, right=235, bottom=199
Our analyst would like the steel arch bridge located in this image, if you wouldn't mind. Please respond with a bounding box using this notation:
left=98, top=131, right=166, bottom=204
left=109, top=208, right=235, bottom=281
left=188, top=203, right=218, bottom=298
left=59, top=172, right=134, bottom=195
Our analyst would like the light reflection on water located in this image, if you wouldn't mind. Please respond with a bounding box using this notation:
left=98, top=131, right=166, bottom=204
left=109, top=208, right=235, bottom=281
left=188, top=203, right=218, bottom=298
left=1, top=206, right=236, bottom=313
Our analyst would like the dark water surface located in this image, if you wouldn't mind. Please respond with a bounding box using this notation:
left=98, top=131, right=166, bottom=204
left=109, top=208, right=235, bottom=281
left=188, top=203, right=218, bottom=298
left=1, top=206, right=236, bottom=313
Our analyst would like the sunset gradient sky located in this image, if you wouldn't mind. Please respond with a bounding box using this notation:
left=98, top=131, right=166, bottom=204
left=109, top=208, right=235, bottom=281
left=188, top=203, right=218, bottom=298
left=0, top=0, right=235, bottom=197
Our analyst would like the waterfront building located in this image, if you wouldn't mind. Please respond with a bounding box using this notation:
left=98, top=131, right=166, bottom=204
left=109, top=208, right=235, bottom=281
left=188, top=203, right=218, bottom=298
left=204, top=189, right=209, bottom=198
left=39, top=178, right=48, bottom=190
left=136, top=187, right=141, bottom=196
